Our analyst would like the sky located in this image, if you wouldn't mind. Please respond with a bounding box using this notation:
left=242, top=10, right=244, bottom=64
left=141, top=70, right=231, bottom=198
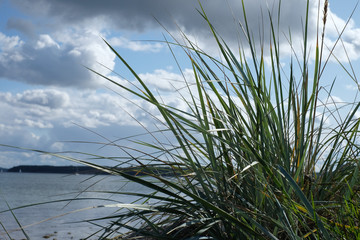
left=0, top=0, right=360, bottom=168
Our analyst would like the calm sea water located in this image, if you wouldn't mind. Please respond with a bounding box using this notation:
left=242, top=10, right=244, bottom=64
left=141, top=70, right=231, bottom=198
left=0, top=172, right=154, bottom=240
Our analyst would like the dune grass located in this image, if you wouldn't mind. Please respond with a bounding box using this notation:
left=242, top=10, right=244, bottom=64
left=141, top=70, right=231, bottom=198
left=80, top=1, right=360, bottom=239
left=2, top=0, right=360, bottom=239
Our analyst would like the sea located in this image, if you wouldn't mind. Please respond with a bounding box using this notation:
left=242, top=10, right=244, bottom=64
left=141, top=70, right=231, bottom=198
left=0, top=172, right=154, bottom=240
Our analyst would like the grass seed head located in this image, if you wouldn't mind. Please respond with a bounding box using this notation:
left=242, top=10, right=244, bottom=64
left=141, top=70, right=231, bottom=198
left=323, top=0, right=329, bottom=25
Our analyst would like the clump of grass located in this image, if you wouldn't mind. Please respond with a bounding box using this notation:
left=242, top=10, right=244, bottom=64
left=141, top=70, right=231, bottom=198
left=5, top=0, right=359, bottom=239
left=83, top=0, right=360, bottom=239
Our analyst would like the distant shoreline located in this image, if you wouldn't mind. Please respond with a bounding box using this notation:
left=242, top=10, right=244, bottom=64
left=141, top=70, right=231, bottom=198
left=6, top=165, right=109, bottom=175
left=2, top=165, right=179, bottom=176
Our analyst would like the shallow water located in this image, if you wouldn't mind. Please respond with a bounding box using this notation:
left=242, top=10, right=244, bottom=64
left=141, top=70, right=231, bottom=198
left=0, top=172, right=153, bottom=240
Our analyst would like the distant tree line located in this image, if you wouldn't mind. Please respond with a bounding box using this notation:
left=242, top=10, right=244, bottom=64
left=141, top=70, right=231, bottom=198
left=5, top=165, right=180, bottom=176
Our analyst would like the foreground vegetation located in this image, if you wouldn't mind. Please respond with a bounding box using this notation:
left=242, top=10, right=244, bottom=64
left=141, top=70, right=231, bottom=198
left=85, top=1, right=360, bottom=239
left=3, top=0, right=360, bottom=239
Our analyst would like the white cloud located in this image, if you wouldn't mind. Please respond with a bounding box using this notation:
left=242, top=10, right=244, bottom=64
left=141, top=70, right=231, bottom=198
left=35, top=34, right=60, bottom=49
left=0, top=32, right=24, bottom=51
left=0, top=32, right=24, bottom=63
left=0, top=79, right=192, bottom=166
left=345, top=84, right=359, bottom=91
left=50, top=142, right=64, bottom=151
left=0, top=28, right=116, bottom=88
left=321, top=11, right=360, bottom=62
left=109, top=36, right=163, bottom=52
left=139, top=68, right=195, bottom=91
left=0, top=81, right=187, bottom=132
left=14, top=118, right=54, bottom=129
left=16, top=89, right=70, bottom=108
left=322, top=95, right=346, bottom=109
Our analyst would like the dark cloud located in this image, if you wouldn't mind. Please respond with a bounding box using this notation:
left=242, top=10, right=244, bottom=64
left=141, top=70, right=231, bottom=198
left=1, top=48, right=87, bottom=87
left=11, top=0, right=198, bottom=31
left=0, top=49, right=96, bottom=88
left=2, top=0, right=320, bottom=88
left=6, top=18, right=36, bottom=37
left=10, top=0, right=310, bottom=46
left=4, top=0, right=357, bottom=89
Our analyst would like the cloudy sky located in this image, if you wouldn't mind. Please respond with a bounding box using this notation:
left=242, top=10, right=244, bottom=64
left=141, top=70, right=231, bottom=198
left=0, top=0, right=360, bottom=168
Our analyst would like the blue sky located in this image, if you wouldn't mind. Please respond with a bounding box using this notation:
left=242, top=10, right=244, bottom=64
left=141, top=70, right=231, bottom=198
left=0, top=0, right=360, bottom=168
